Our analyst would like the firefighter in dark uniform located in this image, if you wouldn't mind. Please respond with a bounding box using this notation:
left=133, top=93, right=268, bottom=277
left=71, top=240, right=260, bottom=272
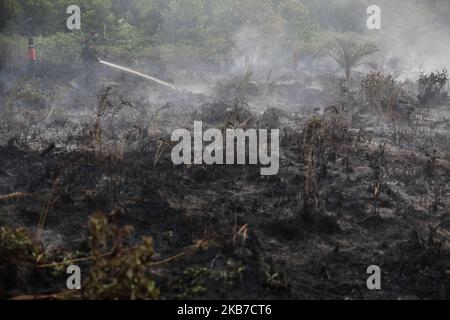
left=81, top=33, right=100, bottom=87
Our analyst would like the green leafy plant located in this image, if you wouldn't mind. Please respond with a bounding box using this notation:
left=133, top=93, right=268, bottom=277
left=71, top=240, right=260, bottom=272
left=0, top=226, right=42, bottom=298
left=0, top=226, right=40, bottom=263
left=82, top=213, right=159, bottom=300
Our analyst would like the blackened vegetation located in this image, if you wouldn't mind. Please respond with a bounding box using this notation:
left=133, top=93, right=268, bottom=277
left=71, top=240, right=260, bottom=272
left=418, top=69, right=449, bottom=106
left=0, top=70, right=449, bottom=300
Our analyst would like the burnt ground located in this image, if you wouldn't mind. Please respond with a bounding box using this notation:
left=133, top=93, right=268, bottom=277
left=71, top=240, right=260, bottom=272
left=0, top=72, right=449, bottom=300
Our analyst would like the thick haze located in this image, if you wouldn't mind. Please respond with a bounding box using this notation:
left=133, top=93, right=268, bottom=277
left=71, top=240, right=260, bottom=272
left=229, top=0, right=450, bottom=81
left=375, top=0, right=450, bottom=76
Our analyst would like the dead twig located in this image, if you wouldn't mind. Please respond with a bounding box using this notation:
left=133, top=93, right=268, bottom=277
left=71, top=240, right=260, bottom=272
left=150, top=240, right=208, bottom=267
left=36, top=250, right=115, bottom=269
left=37, top=240, right=209, bottom=269
left=9, top=290, right=73, bottom=300
left=0, top=192, right=34, bottom=202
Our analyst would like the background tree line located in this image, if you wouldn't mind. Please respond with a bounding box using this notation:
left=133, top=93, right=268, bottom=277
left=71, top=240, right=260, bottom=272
left=0, top=0, right=448, bottom=71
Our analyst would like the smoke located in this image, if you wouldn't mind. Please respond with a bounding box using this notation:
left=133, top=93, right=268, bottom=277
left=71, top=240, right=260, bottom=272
left=372, top=0, right=450, bottom=77
left=227, top=0, right=450, bottom=83
left=3, top=1, right=450, bottom=101
left=230, top=25, right=290, bottom=74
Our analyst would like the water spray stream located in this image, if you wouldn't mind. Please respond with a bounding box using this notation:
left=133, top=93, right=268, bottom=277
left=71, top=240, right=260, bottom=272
left=99, top=60, right=179, bottom=90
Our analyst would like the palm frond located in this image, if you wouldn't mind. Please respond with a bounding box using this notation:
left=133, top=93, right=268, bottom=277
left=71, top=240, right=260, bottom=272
left=328, top=37, right=379, bottom=81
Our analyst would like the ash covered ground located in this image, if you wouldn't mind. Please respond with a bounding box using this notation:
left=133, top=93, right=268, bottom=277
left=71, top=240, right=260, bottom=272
left=0, top=62, right=449, bottom=300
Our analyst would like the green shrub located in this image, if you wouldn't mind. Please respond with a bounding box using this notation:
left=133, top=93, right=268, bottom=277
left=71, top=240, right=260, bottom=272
left=0, top=226, right=41, bottom=297
left=0, top=35, right=27, bottom=71
left=0, top=226, right=40, bottom=262
left=37, top=32, right=84, bottom=66
left=82, top=213, right=159, bottom=300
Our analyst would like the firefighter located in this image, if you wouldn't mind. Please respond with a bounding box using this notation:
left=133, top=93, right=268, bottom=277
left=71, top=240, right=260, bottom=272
left=81, top=38, right=99, bottom=66
left=81, top=34, right=100, bottom=87
left=27, top=38, right=37, bottom=73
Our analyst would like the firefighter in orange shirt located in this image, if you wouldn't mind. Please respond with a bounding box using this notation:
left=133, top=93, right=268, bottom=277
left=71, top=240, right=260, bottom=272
left=28, top=38, right=37, bottom=73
